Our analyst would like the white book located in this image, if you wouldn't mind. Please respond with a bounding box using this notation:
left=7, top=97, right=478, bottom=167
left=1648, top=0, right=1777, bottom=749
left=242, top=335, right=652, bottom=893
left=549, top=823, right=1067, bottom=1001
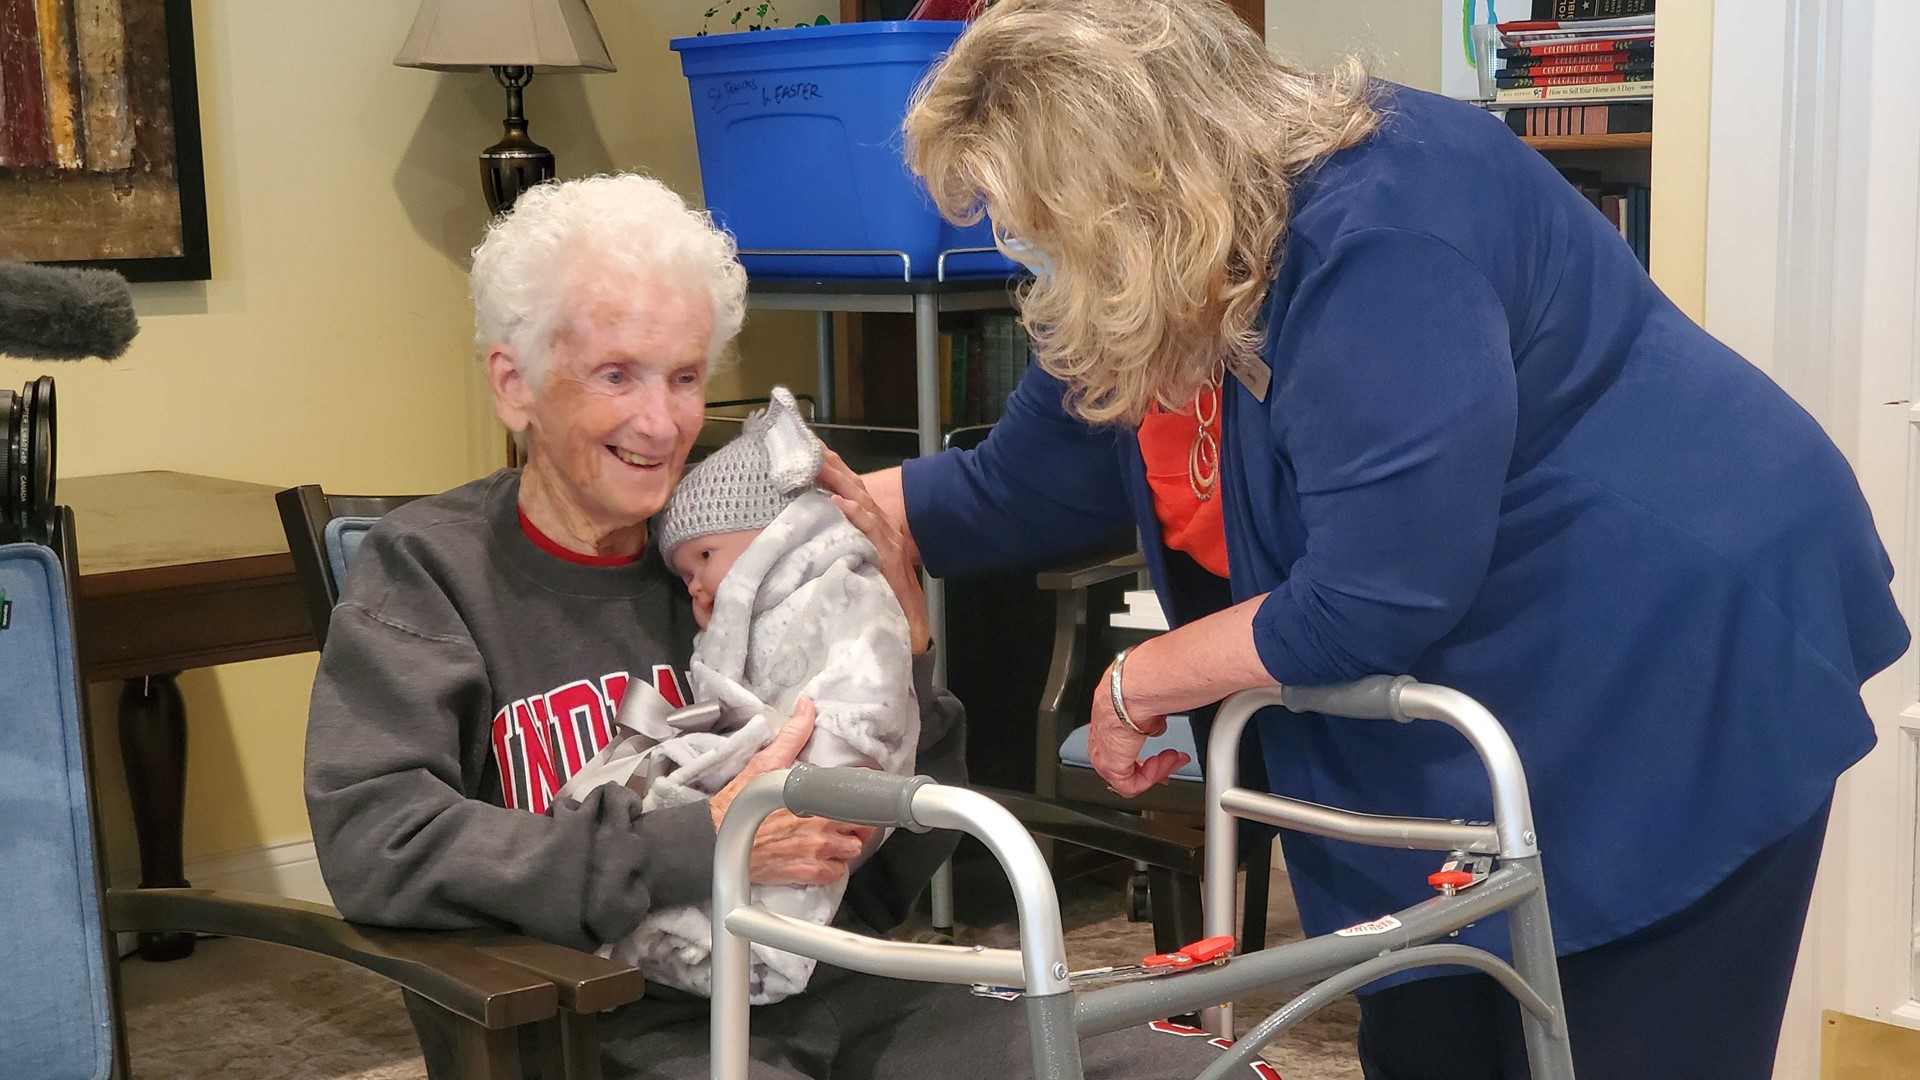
left=1494, top=80, right=1654, bottom=103
left=1110, top=589, right=1170, bottom=632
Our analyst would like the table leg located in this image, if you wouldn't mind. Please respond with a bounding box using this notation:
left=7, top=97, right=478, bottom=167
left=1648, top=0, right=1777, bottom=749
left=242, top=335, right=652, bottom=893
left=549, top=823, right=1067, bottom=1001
left=913, top=294, right=946, bottom=683
left=816, top=311, right=836, bottom=422
left=118, top=674, right=195, bottom=961
left=914, top=293, right=958, bottom=932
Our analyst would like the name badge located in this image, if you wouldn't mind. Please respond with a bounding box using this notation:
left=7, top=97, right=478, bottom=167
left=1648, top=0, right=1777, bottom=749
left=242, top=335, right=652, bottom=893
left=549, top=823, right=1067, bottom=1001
left=1231, top=355, right=1271, bottom=401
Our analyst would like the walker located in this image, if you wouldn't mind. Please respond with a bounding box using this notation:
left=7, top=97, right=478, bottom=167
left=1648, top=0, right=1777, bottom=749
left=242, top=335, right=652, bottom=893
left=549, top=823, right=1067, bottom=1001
left=710, top=676, right=1577, bottom=1079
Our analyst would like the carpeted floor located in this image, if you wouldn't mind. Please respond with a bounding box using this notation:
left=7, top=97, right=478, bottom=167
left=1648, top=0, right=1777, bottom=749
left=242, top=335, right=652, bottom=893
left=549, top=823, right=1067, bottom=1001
left=121, top=854, right=1361, bottom=1079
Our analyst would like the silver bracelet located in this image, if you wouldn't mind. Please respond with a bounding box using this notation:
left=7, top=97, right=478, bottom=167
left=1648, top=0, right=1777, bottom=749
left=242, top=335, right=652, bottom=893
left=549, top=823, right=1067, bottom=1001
left=1109, top=646, right=1160, bottom=737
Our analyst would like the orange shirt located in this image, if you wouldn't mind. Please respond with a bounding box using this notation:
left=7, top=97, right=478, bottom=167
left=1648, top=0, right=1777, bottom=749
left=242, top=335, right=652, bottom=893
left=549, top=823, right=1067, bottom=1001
left=1137, top=390, right=1229, bottom=578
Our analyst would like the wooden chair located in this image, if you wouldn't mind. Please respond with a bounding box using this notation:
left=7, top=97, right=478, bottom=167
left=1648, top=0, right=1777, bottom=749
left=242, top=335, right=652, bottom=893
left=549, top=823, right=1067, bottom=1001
left=1029, top=548, right=1274, bottom=953
left=940, top=424, right=1273, bottom=955
left=1, top=506, right=568, bottom=1080
left=277, top=485, right=646, bottom=1080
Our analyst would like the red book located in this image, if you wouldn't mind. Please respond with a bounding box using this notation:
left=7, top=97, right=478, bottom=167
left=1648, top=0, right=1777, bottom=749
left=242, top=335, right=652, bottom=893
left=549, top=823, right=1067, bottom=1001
left=1499, top=72, right=1651, bottom=88
left=0, top=0, right=50, bottom=167
left=1504, top=45, right=1652, bottom=65
left=1506, top=59, right=1654, bottom=77
left=1499, top=35, right=1653, bottom=56
left=1497, top=16, right=1654, bottom=32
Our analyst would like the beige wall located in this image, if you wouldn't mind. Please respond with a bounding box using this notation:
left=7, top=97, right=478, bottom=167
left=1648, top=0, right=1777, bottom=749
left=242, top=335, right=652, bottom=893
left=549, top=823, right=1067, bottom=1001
left=0, top=0, right=828, bottom=878
left=1649, top=0, right=1711, bottom=322
left=1268, top=0, right=1443, bottom=92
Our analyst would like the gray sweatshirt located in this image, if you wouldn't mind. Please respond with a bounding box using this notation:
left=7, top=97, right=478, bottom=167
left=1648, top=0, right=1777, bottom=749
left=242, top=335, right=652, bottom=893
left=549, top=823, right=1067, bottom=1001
left=304, top=470, right=964, bottom=957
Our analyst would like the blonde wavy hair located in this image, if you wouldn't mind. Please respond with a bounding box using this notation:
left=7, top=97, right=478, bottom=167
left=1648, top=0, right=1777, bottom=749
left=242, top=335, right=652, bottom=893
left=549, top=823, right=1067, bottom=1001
left=904, top=0, right=1379, bottom=424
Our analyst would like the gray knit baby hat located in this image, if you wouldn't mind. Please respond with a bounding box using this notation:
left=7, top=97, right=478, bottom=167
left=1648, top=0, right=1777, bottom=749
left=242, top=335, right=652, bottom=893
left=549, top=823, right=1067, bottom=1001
left=657, top=386, right=825, bottom=558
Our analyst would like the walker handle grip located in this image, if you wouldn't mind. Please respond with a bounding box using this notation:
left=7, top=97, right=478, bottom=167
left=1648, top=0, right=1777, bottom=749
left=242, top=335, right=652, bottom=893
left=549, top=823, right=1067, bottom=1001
left=783, top=764, right=935, bottom=832
left=1281, top=675, right=1416, bottom=722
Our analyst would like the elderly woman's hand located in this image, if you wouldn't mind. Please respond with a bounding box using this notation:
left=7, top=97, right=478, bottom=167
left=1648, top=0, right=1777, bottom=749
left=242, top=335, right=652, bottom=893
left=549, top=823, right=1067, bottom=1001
left=818, top=451, right=931, bottom=654
left=710, top=699, right=877, bottom=886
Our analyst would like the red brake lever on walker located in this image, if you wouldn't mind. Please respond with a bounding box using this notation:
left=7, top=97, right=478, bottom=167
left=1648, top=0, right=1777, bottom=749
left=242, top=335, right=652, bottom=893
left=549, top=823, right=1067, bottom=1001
left=1141, top=934, right=1238, bottom=971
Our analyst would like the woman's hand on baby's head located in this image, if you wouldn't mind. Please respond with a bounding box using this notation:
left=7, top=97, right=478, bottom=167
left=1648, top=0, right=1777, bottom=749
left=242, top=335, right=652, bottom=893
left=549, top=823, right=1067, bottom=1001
left=817, top=449, right=932, bottom=654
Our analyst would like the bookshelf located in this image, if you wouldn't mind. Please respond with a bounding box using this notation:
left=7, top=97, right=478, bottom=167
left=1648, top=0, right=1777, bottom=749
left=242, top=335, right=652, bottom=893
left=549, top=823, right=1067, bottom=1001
left=1522, top=132, right=1651, bottom=151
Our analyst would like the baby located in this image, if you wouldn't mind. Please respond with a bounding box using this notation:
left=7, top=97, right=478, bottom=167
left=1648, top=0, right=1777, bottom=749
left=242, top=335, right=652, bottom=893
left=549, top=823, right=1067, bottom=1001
left=559, top=387, right=921, bottom=1004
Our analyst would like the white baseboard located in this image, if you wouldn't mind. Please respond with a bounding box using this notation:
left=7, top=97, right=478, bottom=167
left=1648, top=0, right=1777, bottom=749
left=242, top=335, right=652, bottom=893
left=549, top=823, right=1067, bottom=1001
left=183, top=838, right=333, bottom=908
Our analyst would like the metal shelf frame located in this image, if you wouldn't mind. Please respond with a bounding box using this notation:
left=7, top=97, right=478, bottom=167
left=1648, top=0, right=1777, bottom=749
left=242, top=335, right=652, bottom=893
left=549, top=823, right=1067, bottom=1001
left=743, top=266, right=1027, bottom=686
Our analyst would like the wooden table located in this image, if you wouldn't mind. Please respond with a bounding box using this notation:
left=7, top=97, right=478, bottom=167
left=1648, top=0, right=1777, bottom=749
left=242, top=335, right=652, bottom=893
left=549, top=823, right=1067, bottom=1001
left=65, top=471, right=318, bottom=961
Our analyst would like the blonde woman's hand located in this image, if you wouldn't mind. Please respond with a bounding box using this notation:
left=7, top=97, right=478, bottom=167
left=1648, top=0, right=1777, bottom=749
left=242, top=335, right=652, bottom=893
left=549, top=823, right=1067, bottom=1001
left=709, top=698, right=876, bottom=885
left=818, top=451, right=931, bottom=654
left=1087, top=656, right=1191, bottom=798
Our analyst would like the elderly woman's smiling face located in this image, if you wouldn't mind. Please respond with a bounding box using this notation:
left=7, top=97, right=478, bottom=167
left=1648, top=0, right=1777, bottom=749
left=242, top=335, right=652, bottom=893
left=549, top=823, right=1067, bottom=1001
left=495, top=273, right=713, bottom=555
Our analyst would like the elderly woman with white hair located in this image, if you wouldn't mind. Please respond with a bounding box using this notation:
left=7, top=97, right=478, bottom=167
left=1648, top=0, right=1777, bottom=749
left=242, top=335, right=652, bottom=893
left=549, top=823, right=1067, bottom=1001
left=303, top=172, right=1228, bottom=1079
left=832, top=0, right=1910, bottom=1076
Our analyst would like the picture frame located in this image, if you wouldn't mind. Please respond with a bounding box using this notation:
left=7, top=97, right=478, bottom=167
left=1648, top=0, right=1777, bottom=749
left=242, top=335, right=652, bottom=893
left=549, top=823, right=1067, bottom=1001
left=0, top=0, right=211, bottom=282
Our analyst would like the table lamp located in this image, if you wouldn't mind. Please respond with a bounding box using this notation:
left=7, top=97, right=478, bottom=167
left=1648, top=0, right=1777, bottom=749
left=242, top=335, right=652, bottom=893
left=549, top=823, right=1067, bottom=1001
left=393, top=0, right=616, bottom=216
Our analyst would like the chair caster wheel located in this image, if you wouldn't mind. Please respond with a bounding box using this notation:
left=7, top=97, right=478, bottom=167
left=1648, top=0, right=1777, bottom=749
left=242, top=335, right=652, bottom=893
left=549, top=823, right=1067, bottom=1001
left=1126, top=873, right=1152, bottom=923
left=913, top=928, right=956, bottom=946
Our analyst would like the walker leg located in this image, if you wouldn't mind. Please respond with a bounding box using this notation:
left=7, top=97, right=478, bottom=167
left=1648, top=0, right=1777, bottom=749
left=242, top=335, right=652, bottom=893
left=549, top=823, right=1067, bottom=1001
left=1242, top=837, right=1272, bottom=953
left=930, top=858, right=956, bottom=942
left=1506, top=857, right=1576, bottom=1080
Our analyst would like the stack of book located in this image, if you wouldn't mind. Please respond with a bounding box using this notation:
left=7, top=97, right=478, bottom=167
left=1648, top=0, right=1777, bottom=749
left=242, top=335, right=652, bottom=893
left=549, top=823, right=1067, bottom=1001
left=1557, top=167, right=1651, bottom=270
left=1493, top=3, right=1654, bottom=111
left=937, top=313, right=1030, bottom=427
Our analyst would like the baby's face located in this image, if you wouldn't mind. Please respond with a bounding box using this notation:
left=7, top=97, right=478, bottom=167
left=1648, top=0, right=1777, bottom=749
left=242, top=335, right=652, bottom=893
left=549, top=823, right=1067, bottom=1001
left=668, top=529, right=760, bottom=629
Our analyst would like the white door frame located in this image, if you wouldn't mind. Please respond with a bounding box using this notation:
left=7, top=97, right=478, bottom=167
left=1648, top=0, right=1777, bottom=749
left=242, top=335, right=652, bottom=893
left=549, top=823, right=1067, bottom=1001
left=1703, top=0, right=1920, bottom=1074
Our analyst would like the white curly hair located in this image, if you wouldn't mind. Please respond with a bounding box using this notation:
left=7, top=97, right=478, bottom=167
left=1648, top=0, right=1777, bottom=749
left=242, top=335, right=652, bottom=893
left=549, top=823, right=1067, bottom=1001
left=469, top=172, right=748, bottom=384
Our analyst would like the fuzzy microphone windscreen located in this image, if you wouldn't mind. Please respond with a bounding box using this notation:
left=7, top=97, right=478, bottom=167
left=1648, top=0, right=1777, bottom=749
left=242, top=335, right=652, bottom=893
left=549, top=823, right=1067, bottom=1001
left=0, top=262, right=138, bottom=360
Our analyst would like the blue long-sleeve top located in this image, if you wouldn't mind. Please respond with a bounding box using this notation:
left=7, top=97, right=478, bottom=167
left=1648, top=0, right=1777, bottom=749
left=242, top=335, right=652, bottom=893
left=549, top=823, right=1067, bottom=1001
left=903, top=85, right=1909, bottom=969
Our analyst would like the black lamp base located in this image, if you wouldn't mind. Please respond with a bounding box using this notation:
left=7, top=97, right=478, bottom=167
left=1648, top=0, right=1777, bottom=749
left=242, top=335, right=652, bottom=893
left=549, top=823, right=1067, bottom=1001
left=483, top=66, right=556, bottom=217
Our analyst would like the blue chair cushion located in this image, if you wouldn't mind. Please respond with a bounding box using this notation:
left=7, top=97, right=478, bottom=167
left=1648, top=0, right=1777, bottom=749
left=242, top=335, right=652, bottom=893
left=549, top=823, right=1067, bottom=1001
left=1059, top=714, right=1205, bottom=782
left=323, top=516, right=381, bottom=588
left=0, top=543, right=113, bottom=1080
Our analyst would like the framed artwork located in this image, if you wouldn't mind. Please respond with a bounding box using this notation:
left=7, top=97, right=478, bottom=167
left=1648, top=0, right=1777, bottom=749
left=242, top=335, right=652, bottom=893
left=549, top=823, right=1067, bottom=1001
left=0, top=0, right=210, bottom=281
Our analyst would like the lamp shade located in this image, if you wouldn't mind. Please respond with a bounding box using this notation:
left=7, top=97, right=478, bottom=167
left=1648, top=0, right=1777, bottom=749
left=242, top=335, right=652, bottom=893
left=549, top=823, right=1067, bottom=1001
left=393, top=0, right=616, bottom=73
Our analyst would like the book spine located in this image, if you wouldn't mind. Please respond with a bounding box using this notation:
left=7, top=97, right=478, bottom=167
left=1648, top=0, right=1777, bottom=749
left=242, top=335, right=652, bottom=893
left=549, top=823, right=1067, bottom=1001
left=1498, top=72, right=1651, bottom=88
left=1637, top=185, right=1651, bottom=268
left=1500, top=58, right=1654, bottom=76
left=1553, top=0, right=1654, bottom=18
left=965, top=326, right=984, bottom=424
left=1500, top=18, right=1653, bottom=35
left=950, top=329, right=970, bottom=427
left=938, top=330, right=953, bottom=427
left=1013, top=323, right=1032, bottom=399
left=1496, top=79, right=1653, bottom=102
left=1503, top=45, right=1653, bottom=66
left=980, top=316, right=1007, bottom=423
left=1001, top=318, right=1020, bottom=419
left=1499, top=37, right=1653, bottom=58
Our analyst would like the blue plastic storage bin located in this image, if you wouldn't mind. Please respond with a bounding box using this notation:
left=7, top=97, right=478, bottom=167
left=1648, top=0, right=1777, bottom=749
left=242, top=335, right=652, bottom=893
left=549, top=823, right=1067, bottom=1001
left=671, top=22, right=1019, bottom=279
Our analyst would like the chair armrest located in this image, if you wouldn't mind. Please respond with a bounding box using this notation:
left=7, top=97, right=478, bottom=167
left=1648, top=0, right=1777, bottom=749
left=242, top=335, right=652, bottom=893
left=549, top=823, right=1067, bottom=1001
left=974, top=787, right=1205, bottom=876
left=451, top=933, right=646, bottom=1014
left=105, top=888, right=557, bottom=1030
left=1034, top=548, right=1145, bottom=593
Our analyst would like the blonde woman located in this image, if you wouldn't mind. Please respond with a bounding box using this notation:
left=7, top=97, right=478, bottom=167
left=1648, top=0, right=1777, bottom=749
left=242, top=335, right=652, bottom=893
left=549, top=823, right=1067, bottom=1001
left=830, top=0, right=1910, bottom=1075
